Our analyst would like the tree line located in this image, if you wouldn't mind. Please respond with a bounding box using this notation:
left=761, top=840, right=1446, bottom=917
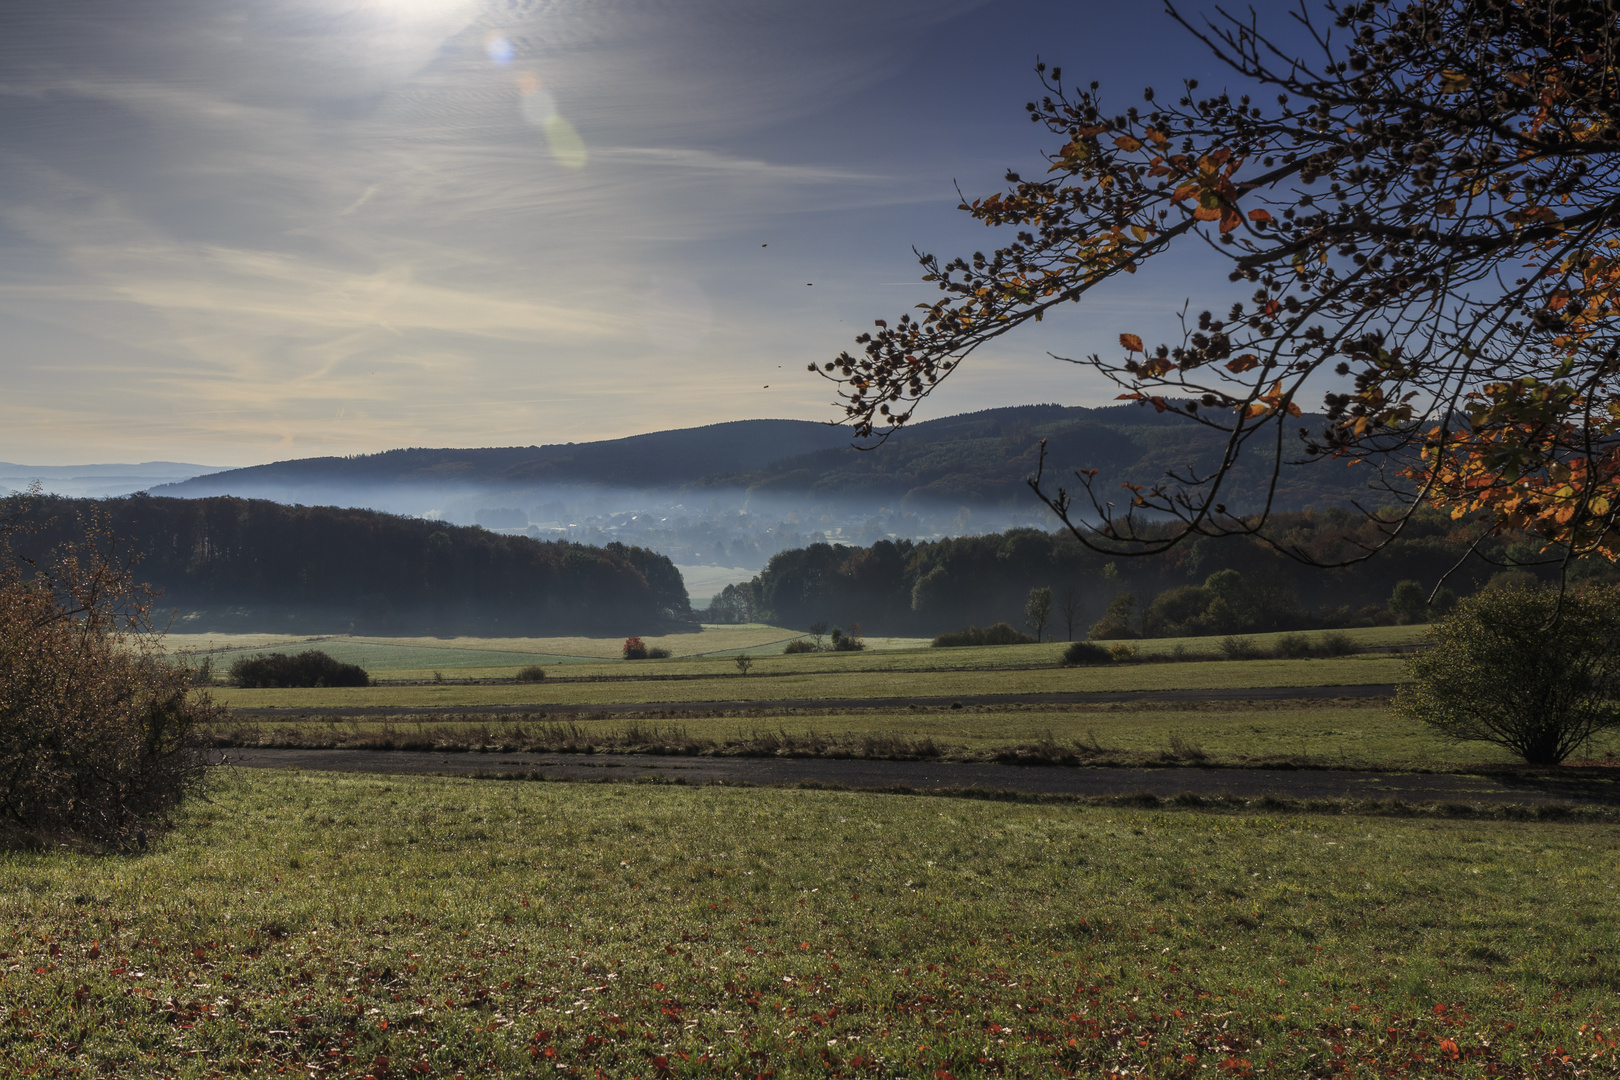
left=704, top=508, right=1613, bottom=638
left=6, top=495, right=695, bottom=636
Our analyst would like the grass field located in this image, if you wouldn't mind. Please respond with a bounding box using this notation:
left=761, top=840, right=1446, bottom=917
left=209, top=653, right=1407, bottom=711
left=164, top=626, right=934, bottom=672
left=167, top=625, right=1428, bottom=678
left=209, top=698, right=1620, bottom=772
left=4, top=772, right=1615, bottom=1078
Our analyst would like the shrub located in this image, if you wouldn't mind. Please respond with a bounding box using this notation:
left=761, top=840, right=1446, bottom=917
left=734, top=654, right=755, bottom=675
left=829, top=625, right=865, bottom=651
left=1219, top=635, right=1262, bottom=660
left=229, top=650, right=370, bottom=689
left=622, top=636, right=648, bottom=660
left=1276, top=632, right=1314, bottom=659
left=1107, top=643, right=1139, bottom=663
left=783, top=639, right=818, bottom=654
left=514, top=665, right=546, bottom=683
left=1394, top=584, right=1620, bottom=765
left=1060, top=641, right=1112, bottom=667
left=932, top=622, right=1035, bottom=647
left=0, top=503, right=220, bottom=847
left=1316, top=630, right=1355, bottom=657
left=646, top=646, right=672, bottom=659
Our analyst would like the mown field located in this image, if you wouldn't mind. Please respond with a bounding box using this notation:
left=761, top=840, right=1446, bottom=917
left=200, top=624, right=1586, bottom=773
left=4, top=773, right=1615, bottom=1078
left=170, top=625, right=1428, bottom=679
left=165, top=626, right=934, bottom=674
left=210, top=698, right=1620, bottom=773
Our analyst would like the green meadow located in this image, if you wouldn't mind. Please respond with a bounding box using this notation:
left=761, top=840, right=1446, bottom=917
left=15, top=619, right=1603, bottom=1078
left=210, top=698, right=1620, bottom=773
left=209, top=653, right=1407, bottom=710
left=4, top=773, right=1616, bottom=1078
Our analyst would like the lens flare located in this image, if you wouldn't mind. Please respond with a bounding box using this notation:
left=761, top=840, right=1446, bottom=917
left=516, top=72, right=586, bottom=169
left=483, top=31, right=513, bottom=65
left=518, top=81, right=556, bottom=126
left=542, top=115, right=587, bottom=169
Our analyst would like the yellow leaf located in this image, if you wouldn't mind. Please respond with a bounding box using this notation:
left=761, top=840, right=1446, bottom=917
left=1130, top=225, right=1148, bottom=242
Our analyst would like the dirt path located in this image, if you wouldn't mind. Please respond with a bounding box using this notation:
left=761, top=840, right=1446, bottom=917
left=228, top=683, right=1397, bottom=719
left=217, top=746, right=1618, bottom=806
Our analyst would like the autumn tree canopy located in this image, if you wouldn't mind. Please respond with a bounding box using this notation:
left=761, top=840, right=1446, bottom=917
left=820, top=0, right=1620, bottom=569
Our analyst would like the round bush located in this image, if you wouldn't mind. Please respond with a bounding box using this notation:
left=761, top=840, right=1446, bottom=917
left=229, top=650, right=370, bottom=689
left=1060, top=640, right=1112, bottom=667
left=1394, top=584, right=1620, bottom=765
left=514, top=665, right=546, bottom=683
left=783, top=639, right=817, bottom=654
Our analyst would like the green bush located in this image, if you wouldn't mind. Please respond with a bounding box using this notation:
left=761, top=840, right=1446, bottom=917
left=782, top=639, right=818, bottom=654
left=829, top=626, right=865, bottom=651
left=1060, top=640, right=1112, bottom=667
left=932, top=622, right=1035, bottom=648
left=1276, top=633, right=1314, bottom=659
left=1316, top=630, right=1355, bottom=657
left=1394, top=584, right=1620, bottom=765
left=229, top=651, right=370, bottom=689
left=646, top=646, right=672, bottom=659
left=514, top=665, right=546, bottom=683
left=1219, top=635, right=1263, bottom=660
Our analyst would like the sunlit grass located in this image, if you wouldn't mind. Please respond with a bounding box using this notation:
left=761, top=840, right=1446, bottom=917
left=210, top=697, right=1620, bottom=771
left=210, top=653, right=1407, bottom=710
left=3, top=772, right=1614, bottom=1077
left=166, top=625, right=1427, bottom=677
left=163, top=625, right=822, bottom=669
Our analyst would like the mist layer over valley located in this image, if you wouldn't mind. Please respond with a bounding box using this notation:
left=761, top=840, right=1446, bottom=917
left=136, top=405, right=1378, bottom=609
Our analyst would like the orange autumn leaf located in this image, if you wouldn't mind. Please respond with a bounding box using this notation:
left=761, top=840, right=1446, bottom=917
left=1119, top=333, right=1145, bottom=352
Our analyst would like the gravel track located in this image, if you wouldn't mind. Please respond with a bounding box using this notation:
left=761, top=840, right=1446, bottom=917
left=227, top=683, right=1398, bottom=719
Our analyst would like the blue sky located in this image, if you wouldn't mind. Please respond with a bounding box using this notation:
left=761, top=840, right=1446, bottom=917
left=0, top=0, right=1301, bottom=465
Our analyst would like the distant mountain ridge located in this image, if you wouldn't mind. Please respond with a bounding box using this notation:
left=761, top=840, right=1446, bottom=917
left=150, top=405, right=1381, bottom=514
left=152, top=420, right=853, bottom=501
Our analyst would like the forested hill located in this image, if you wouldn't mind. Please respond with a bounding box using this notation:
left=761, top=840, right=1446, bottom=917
left=153, top=420, right=853, bottom=501
left=706, top=403, right=1379, bottom=509
left=7, top=496, right=694, bottom=636
left=150, top=405, right=1384, bottom=514
left=707, top=509, right=1590, bottom=639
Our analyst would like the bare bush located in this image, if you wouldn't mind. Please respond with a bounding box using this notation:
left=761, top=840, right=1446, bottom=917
left=0, top=498, right=222, bottom=848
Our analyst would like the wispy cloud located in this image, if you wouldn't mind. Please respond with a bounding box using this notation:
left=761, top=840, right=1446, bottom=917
left=2, top=0, right=1182, bottom=465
